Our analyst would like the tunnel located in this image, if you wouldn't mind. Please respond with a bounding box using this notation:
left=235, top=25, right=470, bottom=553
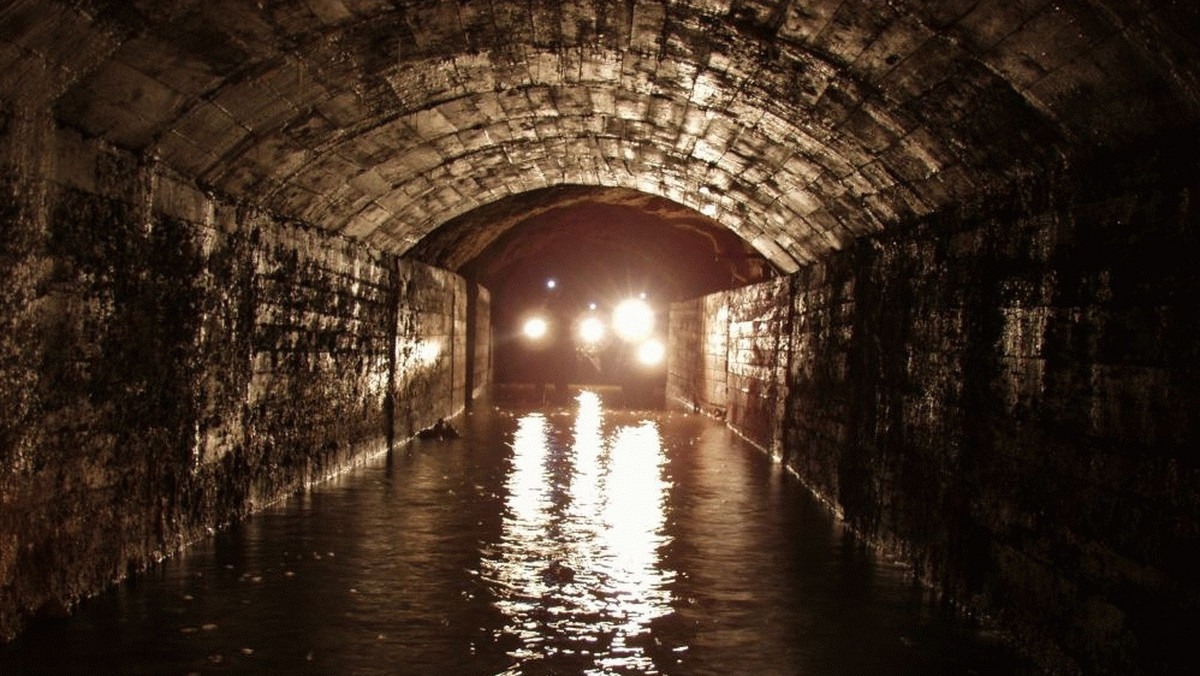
left=1, top=1, right=1198, bottom=674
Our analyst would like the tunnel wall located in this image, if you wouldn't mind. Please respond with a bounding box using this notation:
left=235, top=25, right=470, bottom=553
left=668, top=279, right=790, bottom=452
left=667, top=130, right=1200, bottom=675
left=467, top=283, right=493, bottom=404
left=666, top=293, right=730, bottom=418
left=0, top=109, right=484, bottom=640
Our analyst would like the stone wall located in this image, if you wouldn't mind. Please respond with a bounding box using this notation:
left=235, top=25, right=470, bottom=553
left=666, top=297, right=705, bottom=411
left=667, top=279, right=790, bottom=453
left=468, top=282, right=493, bottom=404
left=666, top=293, right=731, bottom=418
left=667, top=129, right=1200, bottom=676
left=0, top=109, right=486, bottom=640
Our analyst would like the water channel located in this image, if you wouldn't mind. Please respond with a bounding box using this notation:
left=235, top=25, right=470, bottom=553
left=0, top=390, right=1030, bottom=675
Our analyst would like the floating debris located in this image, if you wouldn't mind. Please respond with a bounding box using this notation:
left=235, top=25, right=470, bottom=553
left=541, top=561, right=576, bottom=585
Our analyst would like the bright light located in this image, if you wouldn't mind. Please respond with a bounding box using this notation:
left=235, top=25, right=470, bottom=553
left=523, top=317, right=548, bottom=340
left=484, top=401, right=672, bottom=669
left=545, top=278, right=557, bottom=290
left=613, top=298, right=654, bottom=342
left=636, top=339, right=665, bottom=366
left=578, top=316, right=605, bottom=344
left=418, top=340, right=441, bottom=365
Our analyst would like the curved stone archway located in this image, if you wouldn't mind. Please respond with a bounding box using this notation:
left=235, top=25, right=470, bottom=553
left=3, top=3, right=1200, bottom=672
left=7, top=0, right=1196, bottom=271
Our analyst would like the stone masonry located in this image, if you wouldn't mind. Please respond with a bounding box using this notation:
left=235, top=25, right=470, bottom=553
left=667, top=130, right=1200, bottom=676
left=0, top=110, right=485, bottom=641
left=3, top=2, right=1200, bottom=674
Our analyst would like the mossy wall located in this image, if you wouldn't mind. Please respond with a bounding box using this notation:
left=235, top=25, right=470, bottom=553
left=668, top=130, right=1200, bottom=676
left=0, top=109, right=487, bottom=640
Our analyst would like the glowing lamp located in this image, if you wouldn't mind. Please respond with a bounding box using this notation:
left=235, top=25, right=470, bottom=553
left=636, top=339, right=665, bottom=366
left=578, top=316, right=606, bottom=345
left=612, top=298, right=654, bottom=342
left=523, top=317, right=548, bottom=340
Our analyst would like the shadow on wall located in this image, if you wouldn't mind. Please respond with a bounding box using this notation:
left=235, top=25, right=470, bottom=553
left=665, top=128, right=1200, bottom=676
left=0, top=122, right=488, bottom=642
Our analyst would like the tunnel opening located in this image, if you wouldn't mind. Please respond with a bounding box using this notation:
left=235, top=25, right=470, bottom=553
left=406, top=185, right=776, bottom=404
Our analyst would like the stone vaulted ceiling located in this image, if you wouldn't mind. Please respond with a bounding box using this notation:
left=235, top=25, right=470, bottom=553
left=3, top=0, right=1198, bottom=273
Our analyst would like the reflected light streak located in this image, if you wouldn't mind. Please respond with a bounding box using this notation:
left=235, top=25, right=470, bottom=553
left=506, top=413, right=551, bottom=529
left=597, top=420, right=673, bottom=672
left=568, top=392, right=605, bottom=538
left=483, top=391, right=676, bottom=673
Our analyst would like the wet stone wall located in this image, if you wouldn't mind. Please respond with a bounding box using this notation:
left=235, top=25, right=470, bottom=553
left=668, top=129, right=1200, bottom=676
left=666, top=298, right=704, bottom=410
left=391, top=262, right=469, bottom=439
left=666, top=293, right=732, bottom=418
left=668, top=277, right=792, bottom=455
left=468, top=283, right=492, bottom=403
left=0, top=114, right=481, bottom=641
left=724, top=278, right=791, bottom=455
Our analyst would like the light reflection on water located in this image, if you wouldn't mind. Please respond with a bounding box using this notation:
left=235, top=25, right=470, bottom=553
left=0, top=387, right=1032, bottom=675
left=485, top=391, right=675, bottom=673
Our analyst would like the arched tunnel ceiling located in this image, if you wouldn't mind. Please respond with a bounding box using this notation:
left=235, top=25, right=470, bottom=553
left=408, top=184, right=772, bottom=291
left=3, top=0, right=1199, bottom=273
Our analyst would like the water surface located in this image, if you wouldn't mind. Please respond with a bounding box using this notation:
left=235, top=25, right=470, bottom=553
left=0, top=390, right=1027, bottom=675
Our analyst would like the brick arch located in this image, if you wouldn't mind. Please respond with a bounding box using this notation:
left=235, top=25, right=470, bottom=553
left=162, top=40, right=1054, bottom=273
left=9, top=0, right=1198, bottom=270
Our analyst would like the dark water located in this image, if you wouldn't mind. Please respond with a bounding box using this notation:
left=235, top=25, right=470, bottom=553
left=1, top=390, right=1029, bottom=675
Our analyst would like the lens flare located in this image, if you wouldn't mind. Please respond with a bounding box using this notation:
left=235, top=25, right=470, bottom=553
left=636, top=338, right=665, bottom=366
left=578, top=316, right=605, bottom=344
left=523, top=317, right=548, bottom=340
left=613, top=298, right=654, bottom=342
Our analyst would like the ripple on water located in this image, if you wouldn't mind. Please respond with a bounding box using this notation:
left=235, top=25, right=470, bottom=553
left=0, top=388, right=1032, bottom=676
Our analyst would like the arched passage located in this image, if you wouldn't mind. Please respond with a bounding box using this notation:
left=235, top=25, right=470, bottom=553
left=406, top=184, right=774, bottom=387
left=2, top=2, right=1200, bottom=673
left=10, top=0, right=1196, bottom=269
